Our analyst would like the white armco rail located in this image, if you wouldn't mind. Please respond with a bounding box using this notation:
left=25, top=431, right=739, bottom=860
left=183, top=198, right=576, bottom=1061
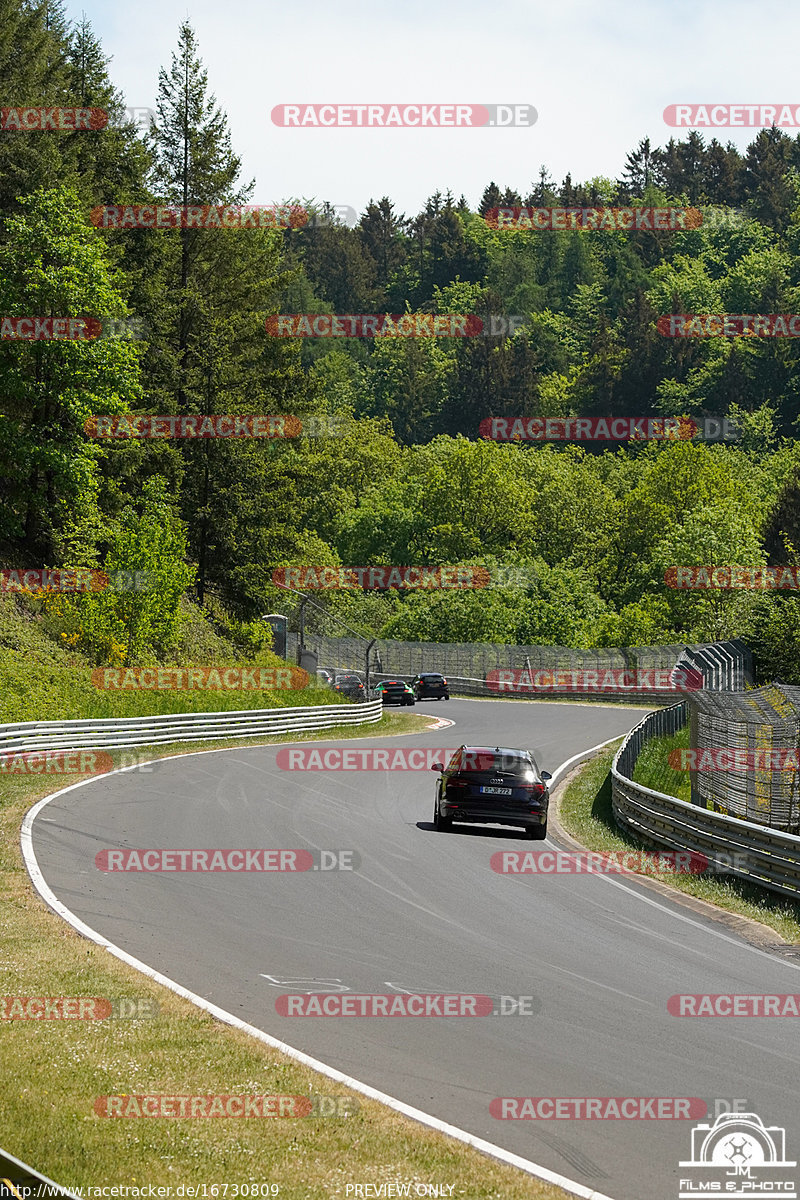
left=0, top=699, right=384, bottom=754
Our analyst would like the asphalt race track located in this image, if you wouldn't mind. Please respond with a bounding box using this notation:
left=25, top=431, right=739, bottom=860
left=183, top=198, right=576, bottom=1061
left=28, top=699, right=800, bottom=1200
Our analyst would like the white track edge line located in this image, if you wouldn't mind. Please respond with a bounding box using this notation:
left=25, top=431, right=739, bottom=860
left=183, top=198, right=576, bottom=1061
left=19, top=763, right=616, bottom=1200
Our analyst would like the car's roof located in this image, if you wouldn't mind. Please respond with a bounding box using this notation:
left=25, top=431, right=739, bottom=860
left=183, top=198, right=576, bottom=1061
left=419, top=672, right=444, bottom=678
left=462, top=745, right=530, bottom=757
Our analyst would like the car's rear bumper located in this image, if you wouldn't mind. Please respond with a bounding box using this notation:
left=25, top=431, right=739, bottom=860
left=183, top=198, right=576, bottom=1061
left=442, top=803, right=548, bottom=825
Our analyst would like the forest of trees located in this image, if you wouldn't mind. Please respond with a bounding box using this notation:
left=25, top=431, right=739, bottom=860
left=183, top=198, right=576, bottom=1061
left=5, top=0, right=800, bottom=681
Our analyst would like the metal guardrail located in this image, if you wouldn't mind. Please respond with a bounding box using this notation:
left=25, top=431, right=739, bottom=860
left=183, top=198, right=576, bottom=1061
left=0, top=700, right=384, bottom=755
left=611, top=704, right=800, bottom=901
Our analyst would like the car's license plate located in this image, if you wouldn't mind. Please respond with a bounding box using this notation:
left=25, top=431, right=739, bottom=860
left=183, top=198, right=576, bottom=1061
left=481, top=786, right=512, bottom=795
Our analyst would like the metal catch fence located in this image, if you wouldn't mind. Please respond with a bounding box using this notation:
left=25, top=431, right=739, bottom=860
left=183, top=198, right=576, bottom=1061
left=290, top=634, right=751, bottom=700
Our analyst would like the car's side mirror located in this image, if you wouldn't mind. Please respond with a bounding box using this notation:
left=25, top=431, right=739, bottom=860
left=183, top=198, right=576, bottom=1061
left=540, top=770, right=552, bottom=781
left=431, top=763, right=444, bottom=772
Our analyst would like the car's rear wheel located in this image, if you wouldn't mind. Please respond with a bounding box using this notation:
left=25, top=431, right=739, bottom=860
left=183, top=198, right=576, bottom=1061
left=433, top=798, right=452, bottom=831
left=527, top=823, right=547, bottom=840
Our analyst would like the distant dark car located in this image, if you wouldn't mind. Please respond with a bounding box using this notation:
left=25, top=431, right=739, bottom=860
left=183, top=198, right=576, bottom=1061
left=431, top=745, right=551, bottom=838
left=412, top=672, right=449, bottom=701
left=333, top=672, right=365, bottom=701
left=372, top=679, right=415, bottom=707
left=316, top=667, right=336, bottom=687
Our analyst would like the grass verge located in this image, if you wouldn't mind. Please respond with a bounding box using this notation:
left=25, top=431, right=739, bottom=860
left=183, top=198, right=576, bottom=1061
left=631, top=723, right=691, bottom=803
left=1, top=709, right=573, bottom=1199
left=558, top=741, right=800, bottom=944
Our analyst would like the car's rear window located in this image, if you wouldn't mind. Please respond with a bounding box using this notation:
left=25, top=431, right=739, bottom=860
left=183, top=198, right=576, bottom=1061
left=422, top=674, right=444, bottom=681
left=460, top=750, right=531, bottom=774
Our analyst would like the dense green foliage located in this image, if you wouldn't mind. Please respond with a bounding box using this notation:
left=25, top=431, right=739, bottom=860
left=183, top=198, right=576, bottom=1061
left=5, top=2, right=800, bottom=681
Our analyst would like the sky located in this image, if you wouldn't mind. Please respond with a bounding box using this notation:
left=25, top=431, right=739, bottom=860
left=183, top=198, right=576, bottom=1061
left=78, top=0, right=800, bottom=219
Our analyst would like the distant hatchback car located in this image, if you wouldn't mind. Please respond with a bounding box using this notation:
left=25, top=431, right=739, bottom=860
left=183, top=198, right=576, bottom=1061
left=333, top=672, right=365, bottom=701
left=431, top=745, right=551, bottom=838
left=316, top=667, right=336, bottom=687
left=373, top=679, right=415, bottom=706
left=412, top=672, right=449, bottom=700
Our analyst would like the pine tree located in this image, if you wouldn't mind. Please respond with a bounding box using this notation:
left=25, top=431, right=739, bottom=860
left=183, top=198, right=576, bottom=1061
left=478, top=182, right=502, bottom=215
left=743, top=127, right=797, bottom=230
left=65, top=16, right=152, bottom=206
left=0, top=0, right=71, bottom=212
left=524, top=166, right=557, bottom=207
left=144, top=21, right=308, bottom=608
left=618, top=137, right=656, bottom=199
left=358, top=197, right=408, bottom=301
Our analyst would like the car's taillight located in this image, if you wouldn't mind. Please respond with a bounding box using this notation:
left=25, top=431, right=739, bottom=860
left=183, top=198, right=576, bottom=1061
left=442, top=678, right=447, bottom=685
left=448, top=777, right=469, bottom=789
left=520, top=782, right=545, bottom=798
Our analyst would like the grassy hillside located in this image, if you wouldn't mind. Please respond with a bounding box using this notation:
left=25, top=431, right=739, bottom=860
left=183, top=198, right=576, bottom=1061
left=0, top=593, right=340, bottom=723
